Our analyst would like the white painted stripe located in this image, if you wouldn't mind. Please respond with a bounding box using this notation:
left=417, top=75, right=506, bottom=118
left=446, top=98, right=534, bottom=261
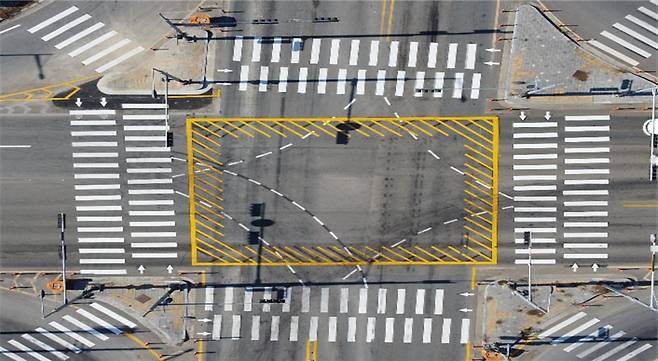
left=79, top=269, right=127, bottom=274
left=76, top=205, right=121, bottom=211
left=514, top=238, right=556, bottom=244
left=513, top=164, right=557, bottom=170
left=395, top=70, right=405, bottom=96
left=320, top=288, right=329, bottom=313
left=69, top=109, right=115, bottom=115
left=297, top=67, right=308, bottom=94
left=396, top=289, right=405, bottom=314
left=125, top=147, right=170, bottom=152
left=35, top=328, right=81, bottom=354
left=121, top=103, right=167, bottom=109
left=639, top=6, right=658, bottom=21
left=73, top=152, right=118, bottom=158
left=514, top=217, right=556, bottom=222
left=239, top=65, right=249, bottom=91
left=270, top=315, right=279, bottom=341
left=130, top=221, right=175, bottom=227
left=0, top=24, right=21, bottom=36
left=565, top=125, right=610, bottom=132
left=427, top=42, right=438, bottom=68
left=231, top=315, right=241, bottom=340
left=78, top=237, right=124, bottom=243
left=28, top=6, right=79, bottom=33
left=460, top=319, right=470, bottom=344
left=514, top=207, right=557, bottom=212
left=434, top=71, right=444, bottom=97
left=578, top=331, right=625, bottom=358
left=551, top=318, right=600, bottom=345
left=79, top=258, right=125, bottom=264
left=290, top=38, right=302, bottom=64
left=123, top=125, right=167, bottom=131
left=310, top=38, right=321, bottom=64
left=223, top=287, right=234, bottom=311
left=77, top=227, right=123, bottom=232
left=537, top=312, right=587, bottom=338
left=349, top=39, right=360, bottom=65
left=451, top=72, right=465, bottom=99
left=514, top=227, right=557, bottom=233
left=564, top=201, right=608, bottom=206
left=251, top=38, right=261, bottom=62
left=212, top=315, right=221, bottom=340
left=377, top=288, right=387, bottom=314
left=128, top=189, right=174, bottom=194
left=357, top=69, right=366, bottom=94
left=347, top=317, right=357, bottom=342
left=75, top=195, right=120, bottom=201
left=359, top=288, right=368, bottom=314
left=262, top=289, right=271, bottom=312
left=414, top=71, right=425, bottom=97
left=613, top=22, right=658, bottom=49
left=76, top=309, right=122, bottom=341
left=385, top=318, right=395, bottom=343
left=63, top=314, right=110, bottom=340
left=204, top=287, right=214, bottom=311
left=20, top=333, right=68, bottom=360
left=447, top=43, right=458, bottom=69
left=415, top=289, right=425, bottom=314
left=127, top=169, right=172, bottom=174
left=434, top=289, right=444, bottom=315
left=289, top=316, right=299, bottom=341
left=55, top=22, right=105, bottom=49
left=514, top=143, right=558, bottom=149
left=588, top=40, right=640, bottom=66
left=129, top=231, right=176, bottom=237
left=302, top=287, right=310, bottom=312
left=71, top=120, right=116, bottom=126
left=564, top=211, right=608, bottom=217
left=243, top=289, right=252, bottom=312
left=514, top=196, right=557, bottom=202
left=329, top=38, right=340, bottom=64
left=259, top=65, right=268, bottom=92
left=71, top=130, right=116, bottom=136
left=564, top=158, right=609, bottom=164
left=564, top=243, right=607, bottom=249
left=369, top=40, right=379, bottom=66
left=408, top=41, right=418, bottom=67
left=376, top=70, right=386, bottom=96
left=514, top=185, right=557, bottom=191
left=625, top=15, right=658, bottom=35
left=72, top=141, right=117, bottom=147
left=308, top=316, right=318, bottom=341
left=470, top=73, right=481, bottom=99
left=514, top=132, right=558, bottom=139
left=564, top=179, right=608, bottom=185
left=77, top=216, right=122, bottom=222
left=421, top=318, right=432, bottom=343
left=271, top=37, right=282, bottom=63
left=132, top=252, right=177, bottom=258
left=388, top=41, right=399, bottom=67
left=7, top=340, right=50, bottom=361
left=563, top=190, right=608, bottom=196
left=366, top=317, right=376, bottom=343
left=122, top=114, right=166, bottom=120
left=48, top=321, right=95, bottom=347
left=591, top=340, right=638, bottom=361
left=42, top=14, right=91, bottom=41
left=232, top=36, right=243, bottom=61
left=564, top=232, right=608, bottom=238
left=402, top=318, right=413, bottom=343
left=127, top=179, right=172, bottom=185
left=81, top=37, right=130, bottom=64
left=515, top=249, right=556, bottom=255
left=441, top=318, right=451, bottom=343
left=278, top=66, right=288, bottom=93
left=251, top=315, right=260, bottom=341
left=130, top=242, right=176, bottom=248
left=601, top=30, right=651, bottom=57
left=465, top=43, right=477, bottom=69
left=74, top=162, right=119, bottom=168
left=563, top=325, right=612, bottom=352
left=616, top=344, right=653, bottom=361
left=564, top=169, right=609, bottom=175
left=564, top=115, right=610, bottom=121
left=317, top=67, right=328, bottom=94
left=514, top=122, right=558, bottom=128
left=336, top=68, right=347, bottom=94
left=340, top=288, right=349, bottom=313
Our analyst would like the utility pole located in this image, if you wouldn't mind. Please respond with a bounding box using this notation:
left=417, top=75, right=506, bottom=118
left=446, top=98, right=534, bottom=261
left=151, top=68, right=170, bottom=148
left=650, top=234, right=657, bottom=309
left=57, top=212, right=68, bottom=305
left=524, top=231, right=532, bottom=302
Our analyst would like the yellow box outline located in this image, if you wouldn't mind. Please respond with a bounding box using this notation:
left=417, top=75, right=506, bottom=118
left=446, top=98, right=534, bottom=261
left=187, top=116, right=499, bottom=266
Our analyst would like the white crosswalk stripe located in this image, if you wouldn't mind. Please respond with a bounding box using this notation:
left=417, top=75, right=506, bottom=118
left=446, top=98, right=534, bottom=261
left=20, top=334, right=68, bottom=360
left=41, top=14, right=91, bottom=41
left=28, top=6, right=79, bottom=33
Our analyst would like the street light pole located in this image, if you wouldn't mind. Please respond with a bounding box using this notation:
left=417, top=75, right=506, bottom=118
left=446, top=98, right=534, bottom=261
left=151, top=68, right=170, bottom=148
left=650, top=87, right=656, bottom=181
left=650, top=234, right=657, bottom=310
left=57, top=212, right=68, bottom=305
left=524, top=231, right=532, bottom=302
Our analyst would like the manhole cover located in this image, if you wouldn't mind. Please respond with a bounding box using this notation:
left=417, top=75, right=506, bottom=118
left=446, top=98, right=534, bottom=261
left=135, top=294, right=151, bottom=304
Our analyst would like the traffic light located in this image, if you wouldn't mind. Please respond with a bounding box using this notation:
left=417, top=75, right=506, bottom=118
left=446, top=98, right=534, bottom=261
left=166, top=131, right=174, bottom=148
left=250, top=203, right=264, bottom=217
left=57, top=213, right=66, bottom=231
left=523, top=231, right=531, bottom=246
left=248, top=231, right=260, bottom=245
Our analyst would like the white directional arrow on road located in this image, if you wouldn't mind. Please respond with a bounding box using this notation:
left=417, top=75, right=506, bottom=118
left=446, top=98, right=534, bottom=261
left=485, top=48, right=501, bottom=52
left=197, top=332, right=211, bottom=336
left=166, top=265, right=174, bottom=274
left=75, top=98, right=82, bottom=107
left=459, top=308, right=473, bottom=313
left=197, top=318, right=212, bottom=323
left=544, top=111, right=551, bottom=120
left=483, top=61, right=500, bottom=66
left=519, top=111, right=527, bottom=121
left=571, top=263, right=579, bottom=272
left=459, top=292, right=475, bottom=297
left=217, top=69, right=233, bottom=73
left=137, top=265, right=145, bottom=274
left=592, top=263, right=599, bottom=272
left=100, top=97, right=107, bottom=107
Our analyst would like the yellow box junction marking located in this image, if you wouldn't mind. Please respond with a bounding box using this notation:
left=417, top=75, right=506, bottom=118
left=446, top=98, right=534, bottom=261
left=187, top=116, right=499, bottom=266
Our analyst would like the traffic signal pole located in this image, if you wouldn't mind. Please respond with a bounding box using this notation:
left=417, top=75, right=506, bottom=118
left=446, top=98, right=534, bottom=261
left=57, top=212, right=68, bottom=305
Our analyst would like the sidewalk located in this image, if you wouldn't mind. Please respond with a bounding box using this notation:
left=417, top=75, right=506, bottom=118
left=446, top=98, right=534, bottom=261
left=498, top=4, right=656, bottom=109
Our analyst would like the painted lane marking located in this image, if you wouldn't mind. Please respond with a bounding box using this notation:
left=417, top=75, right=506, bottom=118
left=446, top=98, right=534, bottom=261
left=28, top=6, right=79, bottom=33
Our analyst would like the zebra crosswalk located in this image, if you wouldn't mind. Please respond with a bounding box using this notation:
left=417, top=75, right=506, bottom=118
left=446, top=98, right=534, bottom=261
left=513, top=114, right=611, bottom=265
left=69, top=104, right=177, bottom=275
left=26, top=5, right=144, bottom=73
left=201, top=285, right=470, bottom=346
left=0, top=302, right=137, bottom=361
left=222, top=37, right=483, bottom=99
left=536, top=311, right=653, bottom=361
